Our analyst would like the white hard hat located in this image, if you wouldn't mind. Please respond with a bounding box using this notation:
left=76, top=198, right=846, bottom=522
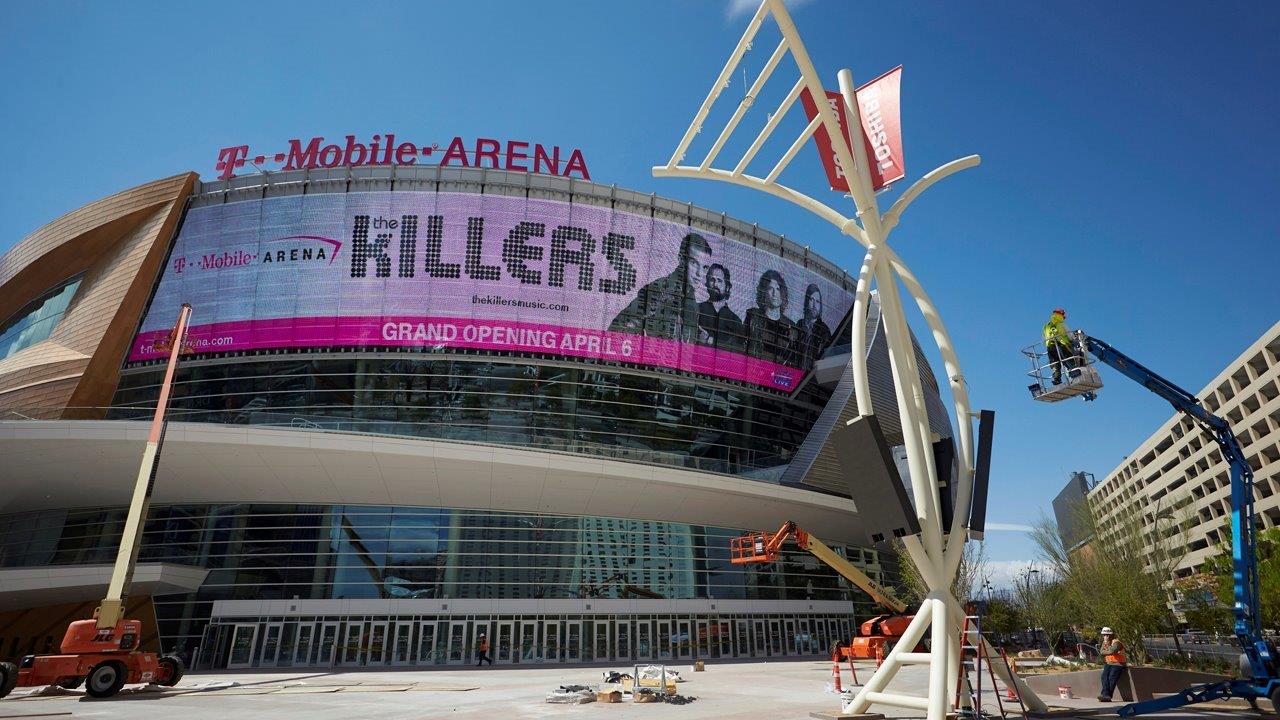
left=1100, top=627, right=1113, bottom=635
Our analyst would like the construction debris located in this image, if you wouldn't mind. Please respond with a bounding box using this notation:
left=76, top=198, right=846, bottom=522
left=546, top=686, right=595, bottom=704
left=597, top=689, right=623, bottom=703
left=637, top=665, right=685, bottom=683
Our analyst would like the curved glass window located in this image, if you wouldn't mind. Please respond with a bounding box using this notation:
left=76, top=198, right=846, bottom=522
left=109, top=358, right=828, bottom=478
left=0, top=274, right=82, bottom=360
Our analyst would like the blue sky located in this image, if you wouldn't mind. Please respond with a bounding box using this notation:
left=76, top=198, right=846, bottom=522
left=3, top=1, right=1279, bottom=586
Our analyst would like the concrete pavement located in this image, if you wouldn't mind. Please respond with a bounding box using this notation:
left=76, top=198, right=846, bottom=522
left=0, top=658, right=1262, bottom=720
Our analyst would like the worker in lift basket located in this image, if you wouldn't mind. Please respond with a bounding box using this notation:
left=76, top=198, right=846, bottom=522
left=1096, top=627, right=1128, bottom=701
left=1043, top=308, right=1075, bottom=385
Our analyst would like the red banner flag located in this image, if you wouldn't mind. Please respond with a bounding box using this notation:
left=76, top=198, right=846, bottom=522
left=799, top=66, right=904, bottom=193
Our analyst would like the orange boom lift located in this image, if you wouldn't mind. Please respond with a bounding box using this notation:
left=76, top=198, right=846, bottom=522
left=0, top=306, right=193, bottom=699
left=731, top=521, right=915, bottom=661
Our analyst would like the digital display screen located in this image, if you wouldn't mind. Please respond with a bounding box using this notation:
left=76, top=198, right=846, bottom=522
left=133, top=193, right=852, bottom=389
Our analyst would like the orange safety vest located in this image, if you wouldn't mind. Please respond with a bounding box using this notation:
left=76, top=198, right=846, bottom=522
left=1103, top=640, right=1127, bottom=665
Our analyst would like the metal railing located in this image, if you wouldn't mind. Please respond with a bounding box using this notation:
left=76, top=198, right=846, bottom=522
left=1142, top=634, right=1245, bottom=663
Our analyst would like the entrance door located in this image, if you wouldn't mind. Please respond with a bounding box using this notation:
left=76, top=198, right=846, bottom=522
left=519, top=623, right=536, bottom=663
left=366, top=622, right=388, bottom=665
left=293, top=623, right=315, bottom=666
left=341, top=622, right=364, bottom=666
left=446, top=622, right=467, bottom=664
left=565, top=621, right=582, bottom=662
left=259, top=623, right=283, bottom=667
left=594, top=622, right=609, bottom=662
left=736, top=620, right=751, bottom=657
left=543, top=622, right=560, bottom=662
left=391, top=623, right=414, bottom=665
left=316, top=623, right=339, bottom=667
left=656, top=620, right=673, bottom=660
left=784, top=619, right=797, bottom=655
left=417, top=622, right=437, bottom=665
left=278, top=624, right=298, bottom=667
left=753, top=620, right=767, bottom=656
left=695, top=620, right=709, bottom=658
left=616, top=621, right=631, bottom=662
left=636, top=621, right=652, bottom=660
left=768, top=620, right=782, bottom=656
left=496, top=622, right=514, bottom=663
left=227, top=623, right=258, bottom=669
left=676, top=620, right=692, bottom=659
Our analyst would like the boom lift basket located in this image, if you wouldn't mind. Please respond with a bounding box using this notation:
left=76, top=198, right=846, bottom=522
left=1022, top=332, right=1103, bottom=402
left=730, top=531, right=779, bottom=564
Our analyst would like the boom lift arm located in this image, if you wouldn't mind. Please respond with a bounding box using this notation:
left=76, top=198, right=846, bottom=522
left=97, top=304, right=193, bottom=629
left=732, top=521, right=907, bottom=614
left=1046, top=331, right=1276, bottom=715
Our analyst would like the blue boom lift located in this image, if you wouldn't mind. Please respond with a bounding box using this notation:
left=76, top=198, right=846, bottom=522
left=1026, top=330, right=1278, bottom=715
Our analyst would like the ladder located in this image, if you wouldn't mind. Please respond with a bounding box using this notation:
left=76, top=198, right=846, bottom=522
left=955, top=614, right=1026, bottom=720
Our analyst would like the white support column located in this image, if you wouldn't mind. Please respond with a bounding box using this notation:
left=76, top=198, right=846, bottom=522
left=647, top=3, right=1036, bottom=719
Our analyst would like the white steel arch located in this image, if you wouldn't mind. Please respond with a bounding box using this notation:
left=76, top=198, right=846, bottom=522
left=650, top=2, right=1046, bottom=718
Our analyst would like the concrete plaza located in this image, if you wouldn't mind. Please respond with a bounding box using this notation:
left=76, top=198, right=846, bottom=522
left=0, top=658, right=1261, bottom=720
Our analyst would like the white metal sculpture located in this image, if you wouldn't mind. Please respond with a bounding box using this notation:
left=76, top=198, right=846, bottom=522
left=652, top=2, right=1046, bottom=718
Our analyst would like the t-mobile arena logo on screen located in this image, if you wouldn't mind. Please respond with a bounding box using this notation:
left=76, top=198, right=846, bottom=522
left=170, top=235, right=341, bottom=274
left=215, top=133, right=590, bottom=181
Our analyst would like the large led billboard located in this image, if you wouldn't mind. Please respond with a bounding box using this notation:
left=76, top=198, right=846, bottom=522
left=132, top=192, right=853, bottom=389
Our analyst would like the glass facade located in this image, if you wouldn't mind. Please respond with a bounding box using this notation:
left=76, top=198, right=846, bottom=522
left=0, top=504, right=891, bottom=664
left=109, top=357, right=833, bottom=478
left=0, top=274, right=82, bottom=360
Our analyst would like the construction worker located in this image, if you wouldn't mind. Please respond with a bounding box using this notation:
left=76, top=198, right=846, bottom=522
left=475, top=632, right=493, bottom=667
left=1097, top=627, right=1127, bottom=702
left=1043, top=308, right=1074, bottom=385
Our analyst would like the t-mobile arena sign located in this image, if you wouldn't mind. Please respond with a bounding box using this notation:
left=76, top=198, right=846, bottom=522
left=215, top=133, right=590, bottom=181
left=133, top=193, right=853, bottom=389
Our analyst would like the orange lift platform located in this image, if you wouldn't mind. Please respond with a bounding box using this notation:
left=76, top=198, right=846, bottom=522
left=731, top=521, right=917, bottom=663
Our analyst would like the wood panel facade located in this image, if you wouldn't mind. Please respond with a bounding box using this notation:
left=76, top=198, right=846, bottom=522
left=0, top=173, right=197, bottom=418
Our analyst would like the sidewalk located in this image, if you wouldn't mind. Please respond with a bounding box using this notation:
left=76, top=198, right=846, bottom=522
left=0, top=659, right=1265, bottom=720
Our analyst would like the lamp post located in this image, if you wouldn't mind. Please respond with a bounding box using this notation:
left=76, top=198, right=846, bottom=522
left=649, top=1, right=1045, bottom=717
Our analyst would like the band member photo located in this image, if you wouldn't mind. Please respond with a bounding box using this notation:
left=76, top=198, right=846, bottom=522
left=697, top=263, right=746, bottom=352
left=608, top=232, right=711, bottom=343
left=797, top=283, right=832, bottom=369
left=744, top=269, right=799, bottom=365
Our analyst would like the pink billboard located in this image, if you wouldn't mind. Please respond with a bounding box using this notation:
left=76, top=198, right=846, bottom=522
left=132, top=192, right=853, bottom=390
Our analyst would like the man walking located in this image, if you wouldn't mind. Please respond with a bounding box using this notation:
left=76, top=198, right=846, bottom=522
left=1097, top=627, right=1127, bottom=701
left=475, top=632, right=493, bottom=667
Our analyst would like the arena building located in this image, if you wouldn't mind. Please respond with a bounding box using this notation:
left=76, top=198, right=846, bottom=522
left=0, top=164, right=951, bottom=669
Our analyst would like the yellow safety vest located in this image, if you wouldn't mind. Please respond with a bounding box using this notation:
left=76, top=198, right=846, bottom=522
left=1043, top=320, right=1070, bottom=347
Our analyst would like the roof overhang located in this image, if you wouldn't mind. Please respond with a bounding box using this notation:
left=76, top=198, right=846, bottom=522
left=0, top=420, right=878, bottom=546
left=0, top=562, right=209, bottom=612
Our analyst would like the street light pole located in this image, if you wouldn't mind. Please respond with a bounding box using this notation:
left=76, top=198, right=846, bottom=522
left=649, top=1, right=1046, bottom=717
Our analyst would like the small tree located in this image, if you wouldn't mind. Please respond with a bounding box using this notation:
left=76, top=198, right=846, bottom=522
left=1030, top=506, right=1175, bottom=663
left=1011, top=569, right=1072, bottom=653
left=1199, top=525, right=1280, bottom=632
left=982, top=594, right=1023, bottom=639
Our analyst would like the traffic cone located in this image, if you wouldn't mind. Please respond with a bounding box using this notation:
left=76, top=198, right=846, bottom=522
left=875, top=642, right=886, bottom=668
left=1005, top=658, right=1019, bottom=700
left=831, top=659, right=843, bottom=693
